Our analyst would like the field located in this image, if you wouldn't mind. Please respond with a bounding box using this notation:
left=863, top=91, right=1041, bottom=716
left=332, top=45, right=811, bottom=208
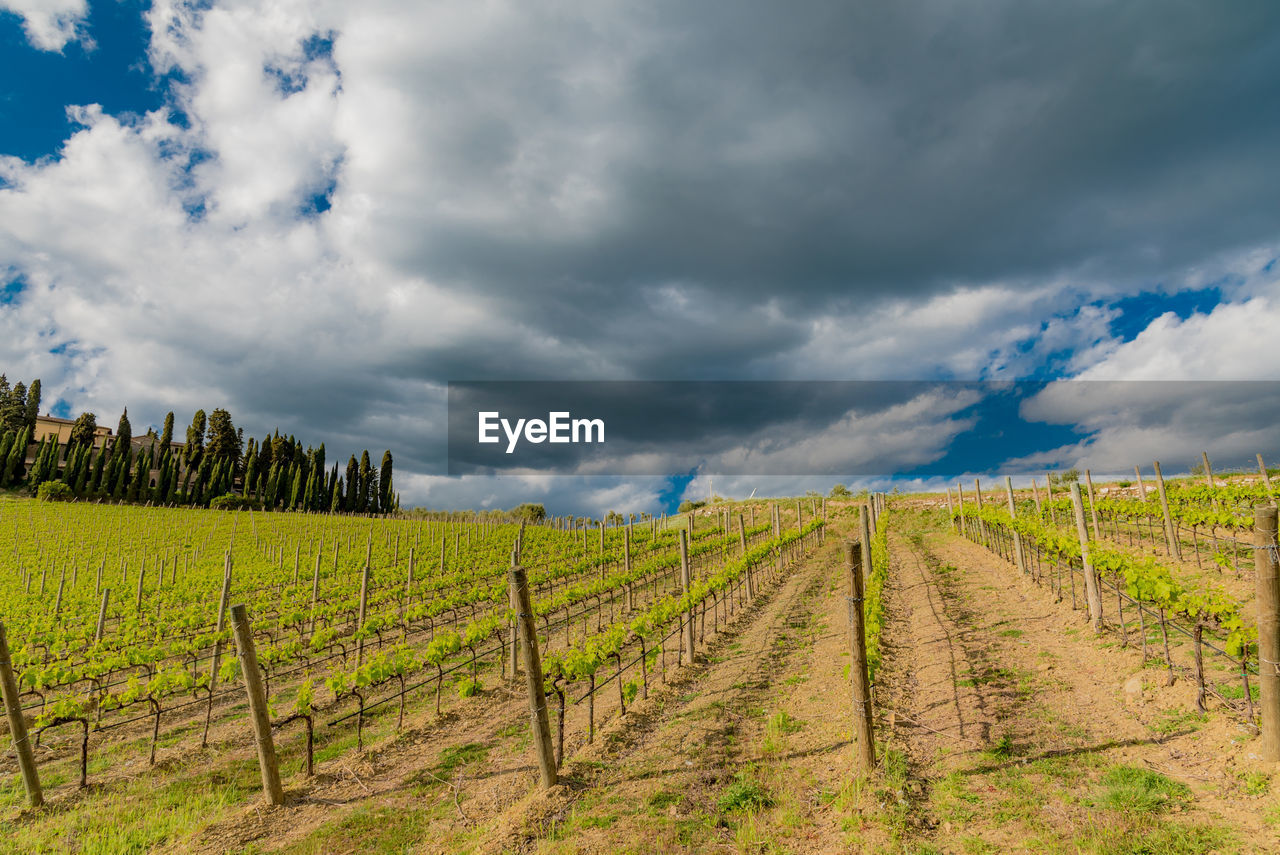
left=2, top=474, right=1279, bottom=854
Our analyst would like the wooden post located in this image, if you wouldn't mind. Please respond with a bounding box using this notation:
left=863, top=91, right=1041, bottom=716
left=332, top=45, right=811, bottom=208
left=357, top=559, right=371, bottom=666
left=1259, top=454, right=1275, bottom=502
left=1070, top=483, right=1103, bottom=632
left=680, top=529, right=695, bottom=663
left=1031, top=478, right=1042, bottom=516
left=1084, top=469, right=1100, bottom=540
left=1005, top=477, right=1027, bottom=577
left=135, top=562, right=146, bottom=614
left=309, top=545, right=322, bottom=636
left=1134, top=465, right=1146, bottom=499
left=508, top=564, right=558, bottom=787
left=229, top=604, right=285, bottom=806
left=95, top=588, right=110, bottom=644
left=53, top=567, right=65, bottom=616
left=860, top=505, right=873, bottom=583
left=1202, top=451, right=1215, bottom=490
left=1255, top=507, right=1280, bottom=762
left=956, top=484, right=965, bottom=535
left=845, top=541, right=876, bottom=774
left=0, top=621, right=43, bottom=807
left=1153, top=461, right=1181, bottom=559
left=209, top=555, right=233, bottom=691
left=624, top=524, right=634, bottom=612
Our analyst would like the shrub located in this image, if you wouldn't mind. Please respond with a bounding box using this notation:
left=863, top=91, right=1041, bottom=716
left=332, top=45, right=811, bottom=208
left=36, top=481, right=73, bottom=502
left=209, top=493, right=256, bottom=511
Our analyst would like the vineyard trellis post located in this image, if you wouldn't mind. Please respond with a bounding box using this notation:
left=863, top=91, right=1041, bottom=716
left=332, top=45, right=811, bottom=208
left=229, top=604, right=285, bottom=806
left=206, top=553, right=233, bottom=735
left=94, top=587, right=110, bottom=643
left=1260, top=454, right=1275, bottom=503
left=1152, top=460, right=1181, bottom=560
left=508, top=561, right=558, bottom=788
left=1134, top=465, right=1146, bottom=499
left=845, top=541, right=875, bottom=775
left=680, top=529, right=695, bottom=663
left=357, top=558, right=371, bottom=667
left=1201, top=451, right=1215, bottom=490
left=859, top=504, right=873, bottom=586
left=1084, top=469, right=1100, bottom=541
left=1005, top=476, right=1027, bottom=578
left=1255, top=506, right=1280, bottom=763
left=0, top=620, right=43, bottom=808
left=1069, top=484, right=1103, bottom=632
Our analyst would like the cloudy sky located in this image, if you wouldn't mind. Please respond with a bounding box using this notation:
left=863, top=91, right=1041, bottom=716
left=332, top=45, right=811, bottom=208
left=3, top=1, right=1279, bottom=515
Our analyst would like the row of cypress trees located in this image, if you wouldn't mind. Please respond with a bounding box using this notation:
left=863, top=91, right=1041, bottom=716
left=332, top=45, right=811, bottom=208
left=0, top=399, right=398, bottom=514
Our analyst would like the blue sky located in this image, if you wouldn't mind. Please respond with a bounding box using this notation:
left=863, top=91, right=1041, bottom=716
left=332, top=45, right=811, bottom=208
left=2, top=1, right=1279, bottom=515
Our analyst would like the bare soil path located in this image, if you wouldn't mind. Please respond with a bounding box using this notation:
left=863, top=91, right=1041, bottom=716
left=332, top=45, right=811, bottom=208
left=872, top=508, right=1278, bottom=854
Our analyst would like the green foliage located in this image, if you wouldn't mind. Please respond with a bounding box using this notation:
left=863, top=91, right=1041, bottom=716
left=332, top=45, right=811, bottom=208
left=677, top=500, right=706, bottom=512
left=69, top=411, right=98, bottom=448
left=209, top=493, right=255, bottom=511
left=829, top=483, right=853, bottom=498
left=36, top=481, right=72, bottom=502
left=509, top=502, right=547, bottom=522
left=1095, top=765, right=1189, bottom=814
left=718, top=771, right=773, bottom=813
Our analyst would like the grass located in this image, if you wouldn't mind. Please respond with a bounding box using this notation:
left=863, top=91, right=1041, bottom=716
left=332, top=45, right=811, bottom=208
left=1147, top=708, right=1205, bottom=738
left=718, top=771, right=773, bottom=813
left=264, top=804, right=439, bottom=855
left=1094, top=765, right=1190, bottom=814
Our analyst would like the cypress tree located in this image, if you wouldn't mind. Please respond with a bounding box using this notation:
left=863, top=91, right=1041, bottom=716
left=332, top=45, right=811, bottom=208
left=2, top=381, right=26, bottom=434
left=61, top=444, right=79, bottom=485
left=26, top=437, right=45, bottom=488
left=127, top=456, right=145, bottom=501
left=184, top=409, right=205, bottom=469
left=3, top=427, right=28, bottom=485
left=379, top=450, right=393, bottom=515
left=330, top=473, right=343, bottom=512
left=244, top=451, right=258, bottom=499
left=115, top=408, right=132, bottom=450
left=160, top=411, right=174, bottom=453
left=344, top=456, right=358, bottom=512
left=24, top=379, right=40, bottom=430
left=89, top=446, right=106, bottom=494
left=290, top=463, right=304, bottom=509
left=74, top=451, right=90, bottom=497
left=265, top=463, right=280, bottom=510
left=0, top=431, right=11, bottom=483
left=357, top=450, right=373, bottom=514
left=112, top=449, right=130, bottom=499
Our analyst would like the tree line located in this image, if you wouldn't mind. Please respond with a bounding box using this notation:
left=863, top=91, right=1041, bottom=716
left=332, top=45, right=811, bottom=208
left=0, top=375, right=397, bottom=514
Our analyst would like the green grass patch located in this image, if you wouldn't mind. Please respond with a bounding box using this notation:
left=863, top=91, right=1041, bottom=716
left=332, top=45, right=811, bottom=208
left=718, top=771, right=773, bottom=813
left=1094, top=765, right=1189, bottom=814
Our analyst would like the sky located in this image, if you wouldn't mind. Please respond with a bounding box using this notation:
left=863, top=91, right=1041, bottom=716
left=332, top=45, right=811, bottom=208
left=2, top=1, right=1280, bottom=516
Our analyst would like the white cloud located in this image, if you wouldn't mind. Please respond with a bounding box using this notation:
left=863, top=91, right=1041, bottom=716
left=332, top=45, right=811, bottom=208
left=1, top=0, right=88, bottom=51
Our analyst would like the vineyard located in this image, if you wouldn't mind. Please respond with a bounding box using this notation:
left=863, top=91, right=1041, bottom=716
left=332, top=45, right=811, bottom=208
left=2, top=465, right=1279, bottom=854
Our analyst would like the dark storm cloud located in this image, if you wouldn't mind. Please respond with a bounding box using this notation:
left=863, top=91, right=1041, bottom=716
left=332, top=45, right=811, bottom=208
left=375, top=0, right=1280, bottom=356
